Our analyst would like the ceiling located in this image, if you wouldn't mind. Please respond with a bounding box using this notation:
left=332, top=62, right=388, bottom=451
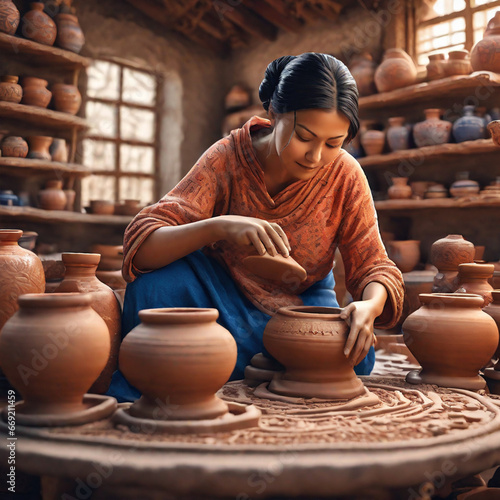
left=123, top=0, right=381, bottom=54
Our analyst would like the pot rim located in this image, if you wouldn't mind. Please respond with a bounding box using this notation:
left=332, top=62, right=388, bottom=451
left=138, top=307, right=219, bottom=324
left=275, top=306, right=344, bottom=319
left=62, top=252, right=101, bottom=266
left=0, top=229, right=22, bottom=242
left=418, top=292, right=485, bottom=308
left=18, top=292, right=92, bottom=308
left=458, top=262, right=495, bottom=277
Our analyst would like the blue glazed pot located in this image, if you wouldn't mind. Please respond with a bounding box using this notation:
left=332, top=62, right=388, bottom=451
left=453, top=106, right=486, bottom=143
left=0, top=190, right=18, bottom=206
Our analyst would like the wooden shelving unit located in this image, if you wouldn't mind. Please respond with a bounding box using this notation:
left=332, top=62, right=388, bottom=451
left=0, top=157, right=90, bottom=177
left=375, top=197, right=500, bottom=211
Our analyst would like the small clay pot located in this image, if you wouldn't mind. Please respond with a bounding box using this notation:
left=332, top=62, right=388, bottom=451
left=21, top=2, right=56, bottom=46
left=489, top=120, right=500, bottom=146
left=1, top=136, right=28, bottom=158
left=386, top=240, right=421, bottom=273
left=0, top=75, right=22, bottom=103
left=115, top=199, right=141, bottom=216
left=360, top=126, right=385, bottom=156
left=63, top=188, right=75, bottom=211
left=21, top=77, right=51, bottom=108
left=90, top=200, right=114, bottom=215
left=424, top=183, right=448, bottom=198
left=55, top=13, right=85, bottom=53
left=27, top=135, right=53, bottom=160
left=38, top=179, right=67, bottom=211
left=444, top=50, right=472, bottom=76
left=426, top=53, right=446, bottom=81
left=410, top=181, right=433, bottom=200
left=349, top=52, right=377, bottom=96
left=455, top=262, right=495, bottom=306
left=449, top=179, right=480, bottom=198
left=374, top=48, right=417, bottom=93
left=51, top=83, right=82, bottom=115
left=0, top=0, right=20, bottom=35
left=386, top=117, right=410, bottom=152
left=50, top=138, right=68, bottom=162
left=387, top=177, right=412, bottom=200
left=413, top=109, right=452, bottom=148
left=471, top=12, right=500, bottom=73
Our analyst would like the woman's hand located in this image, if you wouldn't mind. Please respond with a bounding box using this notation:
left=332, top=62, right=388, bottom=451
left=212, top=215, right=291, bottom=257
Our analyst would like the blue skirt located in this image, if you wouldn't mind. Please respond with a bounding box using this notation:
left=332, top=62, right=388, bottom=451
left=107, top=250, right=375, bottom=402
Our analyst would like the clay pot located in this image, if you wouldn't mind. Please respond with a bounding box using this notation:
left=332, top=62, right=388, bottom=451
left=119, top=308, right=237, bottom=420
left=410, top=181, right=433, bottom=199
left=0, top=0, right=20, bottom=35
left=21, top=2, right=57, bottom=46
left=386, top=240, right=421, bottom=273
left=374, top=48, right=417, bottom=93
left=387, top=177, right=412, bottom=200
left=456, top=262, right=495, bottom=306
left=0, top=230, right=45, bottom=343
left=263, top=306, right=365, bottom=399
left=424, top=183, right=448, bottom=198
left=63, top=188, right=75, bottom=211
left=426, top=53, right=446, bottom=81
left=55, top=13, right=85, bottom=53
left=55, top=253, right=121, bottom=394
left=0, top=190, right=18, bottom=206
left=18, top=231, right=38, bottom=251
left=20, top=77, right=51, bottom=108
left=471, top=12, right=500, bottom=73
left=360, top=124, right=385, bottom=156
left=349, top=52, right=377, bottom=96
left=488, top=120, right=500, bottom=146
left=50, top=138, right=68, bottom=162
left=50, top=83, right=81, bottom=115
left=444, top=50, right=472, bottom=76
left=89, top=199, right=114, bottom=215
left=449, top=178, right=480, bottom=198
left=0, top=293, right=109, bottom=414
left=413, top=109, right=452, bottom=147
left=27, top=135, right=52, bottom=160
left=431, top=234, right=475, bottom=293
left=38, top=179, right=66, bottom=210
left=225, top=84, right=251, bottom=111
left=482, top=290, right=500, bottom=365
left=1, top=136, right=28, bottom=158
left=0, top=75, right=22, bottom=103
left=114, top=199, right=141, bottom=216
left=91, top=244, right=123, bottom=271
left=403, top=293, right=498, bottom=390
left=453, top=106, right=486, bottom=143
left=386, top=116, right=410, bottom=151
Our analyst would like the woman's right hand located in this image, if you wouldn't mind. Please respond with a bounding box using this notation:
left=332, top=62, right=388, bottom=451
left=211, top=215, right=291, bottom=257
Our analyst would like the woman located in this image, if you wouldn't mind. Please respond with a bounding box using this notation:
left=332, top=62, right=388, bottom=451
left=109, top=52, right=404, bottom=402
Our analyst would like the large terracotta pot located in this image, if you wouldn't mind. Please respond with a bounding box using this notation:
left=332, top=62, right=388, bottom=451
left=55, top=253, right=121, bottom=394
left=263, top=306, right=365, bottom=399
left=0, top=293, right=109, bottom=414
left=37, top=179, right=66, bottom=211
left=0, top=75, right=22, bottom=103
left=374, top=48, right=417, bottom=93
left=386, top=240, right=421, bottom=273
left=387, top=177, right=412, bottom=200
left=55, top=13, right=85, bottom=54
left=456, top=262, right=495, bottom=306
left=1, top=136, right=28, bottom=158
left=0, top=0, right=20, bottom=35
left=27, top=135, right=52, bottom=160
left=21, top=2, right=57, bottom=46
left=431, top=234, right=475, bottom=293
left=471, top=11, right=500, bottom=73
left=413, top=109, right=452, bottom=147
left=20, top=76, right=51, bottom=108
left=119, top=308, right=237, bottom=420
left=403, top=293, right=498, bottom=390
left=386, top=116, right=410, bottom=152
left=349, top=52, right=377, bottom=96
left=51, top=83, right=81, bottom=115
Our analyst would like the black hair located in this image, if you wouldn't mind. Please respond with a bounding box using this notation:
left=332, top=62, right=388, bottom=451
left=258, top=52, right=359, bottom=142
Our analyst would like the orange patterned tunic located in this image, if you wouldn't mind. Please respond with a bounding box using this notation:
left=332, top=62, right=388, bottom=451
left=123, top=116, right=404, bottom=327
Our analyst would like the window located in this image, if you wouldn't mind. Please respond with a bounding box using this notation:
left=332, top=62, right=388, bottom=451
left=82, top=60, right=161, bottom=208
left=416, top=0, right=500, bottom=66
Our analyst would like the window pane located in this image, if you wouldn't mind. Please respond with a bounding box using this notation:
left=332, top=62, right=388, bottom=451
left=474, top=0, right=499, bottom=6
left=120, top=106, right=155, bottom=142
left=120, top=145, right=154, bottom=174
left=122, top=68, right=156, bottom=106
left=87, top=101, right=117, bottom=138
left=87, top=61, right=120, bottom=100
left=119, top=177, right=154, bottom=205
left=451, top=17, right=465, bottom=30
left=81, top=175, right=116, bottom=207
left=451, top=31, right=466, bottom=44
left=83, top=140, right=115, bottom=172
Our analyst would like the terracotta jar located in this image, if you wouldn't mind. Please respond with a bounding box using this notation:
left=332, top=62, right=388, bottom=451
left=387, top=177, right=412, bottom=200
left=55, top=12, right=85, bottom=54
left=444, top=50, right=472, bottom=76
left=424, top=183, right=448, bottom=198
left=471, top=11, right=500, bottom=72
left=489, top=119, right=500, bottom=146
left=0, top=75, right=22, bottom=103
left=413, top=109, right=452, bottom=148
left=449, top=177, right=480, bottom=198
left=374, top=48, right=417, bottom=93
left=386, top=240, right=421, bottom=273
left=349, top=52, right=377, bottom=96
left=38, top=179, right=66, bottom=210
left=63, top=188, right=75, bottom=211
left=482, top=290, right=500, bottom=365
left=455, top=262, right=495, bottom=306
left=50, top=138, right=68, bottom=162
left=89, top=199, right=114, bottom=215
left=27, top=135, right=52, bottom=160
left=0, top=293, right=110, bottom=415
left=431, top=234, right=475, bottom=293
left=452, top=106, right=486, bottom=143
left=410, top=181, right=433, bottom=200
left=55, top=253, right=121, bottom=394
left=1, top=136, right=28, bottom=158
left=20, top=76, right=51, bottom=108
left=263, top=306, right=365, bottom=399
left=386, top=116, right=410, bottom=152
left=115, top=199, right=141, bottom=216
left=426, top=53, right=446, bottom=81
left=0, top=0, right=20, bottom=35
left=360, top=122, right=385, bottom=156
left=51, top=83, right=81, bottom=115
left=0, top=229, right=45, bottom=340
left=119, top=308, right=237, bottom=420
left=91, top=244, right=123, bottom=271
left=21, top=2, right=56, bottom=46
left=403, top=293, right=498, bottom=390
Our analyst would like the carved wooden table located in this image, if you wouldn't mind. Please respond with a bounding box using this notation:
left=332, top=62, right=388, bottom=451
left=2, top=373, right=500, bottom=500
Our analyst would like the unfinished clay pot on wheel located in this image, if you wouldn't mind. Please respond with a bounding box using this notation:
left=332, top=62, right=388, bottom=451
left=0, top=293, right=110, bottom=415
left=119, top=308, right=237, bottom=420
left=403, top=293, right=498, bottom=390
left=55, top=253, right=121, bottom=394
left=455, top=262, right=495, bottom=306
left=263, top=306, right=365, bottom=399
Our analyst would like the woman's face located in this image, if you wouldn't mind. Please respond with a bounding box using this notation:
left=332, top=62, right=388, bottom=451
left=271, top=108, right=350, bottom=182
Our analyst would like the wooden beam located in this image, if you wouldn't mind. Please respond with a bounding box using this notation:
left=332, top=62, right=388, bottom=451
left=198, top=10, right=230, bottom=41
left=124, top=0, right=170, bottom=25
left=243, top=0, right=303, bottom=32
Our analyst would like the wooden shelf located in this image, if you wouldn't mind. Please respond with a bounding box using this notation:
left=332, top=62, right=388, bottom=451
left=375, top=196, right=500, bottom=211
left=358, top=138, right=500, bottom=169
left=0, top=206, right=133, bottom=225
left=0, top=157, right=91, bottom=177
left=0, top=33, right=90, bottom=69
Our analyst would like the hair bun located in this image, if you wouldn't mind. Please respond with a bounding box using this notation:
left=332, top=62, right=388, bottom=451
left=259, top=55, right=296, bottom=111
